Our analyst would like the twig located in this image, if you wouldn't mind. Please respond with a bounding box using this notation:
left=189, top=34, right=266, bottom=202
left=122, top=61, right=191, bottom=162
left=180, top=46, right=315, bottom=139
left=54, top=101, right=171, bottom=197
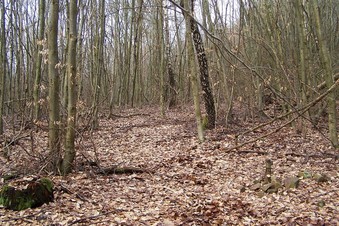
left=226, top=78, right=339, bottom=151
left=2, top=133, right=30, bottom=149
left=168, top=0, right=337, bottom=136
left=0, top=210, right=44, bottom=223
left=236, top=150, right=268, bottom=155
left=108, top=113, right=150, bottom=119
left=97, top=166, right=147, bottom=175
left=69, top=209, right=123, bottom=225
left=311, top=189, right=339, bottom=199
left=59, top=184, right=87, bottom=202
left=238, top=78, right=339, bottom=140
left=168, top=0, right=296, bottom=109
left=285, top=152, right=338, bottom=160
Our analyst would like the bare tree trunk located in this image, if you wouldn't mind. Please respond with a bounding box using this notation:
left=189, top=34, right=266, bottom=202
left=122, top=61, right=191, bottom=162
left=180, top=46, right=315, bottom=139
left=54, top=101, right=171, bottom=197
left=62, top=0, right=78, bottom=175
left=0, top=0, right=6, bottom=134
left=174, top=9, right=187, bottom=102
left=157, top=0, right=165, bottom=116
left=182, top=0, right=204, bottom=141
left=121, top=0, right=132, bottom=106
left=131, top=0, right=143, bottom=107
left=91, top=0, right=105, bottom=129
left=165, top=1, right=176, bottom=108
left=109, top=0, right=122, bottom=114
left=33, top=0, right=46, bottom=121
left=62, top=4, right=70, bottom=117
left=76, top=1, right=86, bottom=104
left=13, top=1, right=22, bottom=118
left=180, top=0, right=216, bottom=129
left=295, top=0, right=309, bottom=136
left=48, top=0, right=61, bottom=172
left=311, top=0, right=338, bottom=147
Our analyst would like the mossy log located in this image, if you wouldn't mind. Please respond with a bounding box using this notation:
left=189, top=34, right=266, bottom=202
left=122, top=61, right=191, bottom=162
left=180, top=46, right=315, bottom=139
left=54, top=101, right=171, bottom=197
left=0, top=178, right=54, bottom=211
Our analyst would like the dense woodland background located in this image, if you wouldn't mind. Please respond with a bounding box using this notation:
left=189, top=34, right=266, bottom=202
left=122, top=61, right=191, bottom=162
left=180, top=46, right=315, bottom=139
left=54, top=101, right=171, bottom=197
left=1, top=0, right=338, bottom=172
left=0, top=0, right=338, bottom=224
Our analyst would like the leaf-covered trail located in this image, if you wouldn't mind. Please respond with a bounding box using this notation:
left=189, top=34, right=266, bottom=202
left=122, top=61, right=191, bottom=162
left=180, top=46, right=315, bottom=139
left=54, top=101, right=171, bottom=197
left=0, top=107, right=338, bottom=225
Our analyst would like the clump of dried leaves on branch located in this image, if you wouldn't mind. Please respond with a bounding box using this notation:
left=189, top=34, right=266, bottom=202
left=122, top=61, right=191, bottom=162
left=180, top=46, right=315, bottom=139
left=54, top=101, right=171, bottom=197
left=0, top=106, right=338, bottom=225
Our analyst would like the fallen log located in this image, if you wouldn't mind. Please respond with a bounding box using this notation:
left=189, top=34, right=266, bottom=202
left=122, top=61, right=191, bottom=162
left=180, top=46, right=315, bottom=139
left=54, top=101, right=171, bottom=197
left=0, top=178, right=54, bottom=211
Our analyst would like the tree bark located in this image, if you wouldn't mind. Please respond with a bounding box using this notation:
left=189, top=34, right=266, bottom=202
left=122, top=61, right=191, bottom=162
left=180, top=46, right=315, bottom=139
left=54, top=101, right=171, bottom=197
left=179, top=0, right=216, bottom=129
left=90, top=0, right=105, bottom=129
left=0, top=1, right=6, bottom=134
left=48, top=0, right=61, bottom=171
left=33, top=0, right=46, bottom=121
left=182, top=0, right=204, bottom=141
left=62, top=0, right=78, bottom=175
left=165, top=1, right=177, bottom=108
left=131, top=0, right=143, bottom=107
left=295, top=0, right=309, bottom=135
left=157, top=0, right=165, bottom=116
left=311, top=0, right=338, bottom=148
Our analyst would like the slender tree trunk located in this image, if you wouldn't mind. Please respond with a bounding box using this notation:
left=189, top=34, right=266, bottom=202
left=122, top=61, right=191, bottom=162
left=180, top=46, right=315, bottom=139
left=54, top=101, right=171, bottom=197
left=109, top=0, right=122, bottom=114
left=24, top=9, right=32, bottom=116
left=7, top=2, right=14, bottom=119
left=62, top=3, right=70, bottom=116
left=48, top=0, right=61, bottom=172
left=182, top=0, right=204, bottom=141
left=131, top=0, right=143, bottom=107
left=62, top=0, right=78, bottom=175
left=0, top=0, right=6, bottom=134
left=122, top=0, right=132, bottom=106
left=13, top=2, right=22, bottom=118
left=295, top=0, right=309, bottom=136
left=76, top=1, right=85, bottom=103
left=33, top=0, right=46, bottom=121
left=180, top=0, right=216, bottom=129
left=91, top=0, right=105, bottom=129
left=174, top=9, right=186, bottom=102
left=311, top=0, right=338, bottom=147
left=165, top=1, right=176, bottom=108
left=157, top=0, right=165, bottom=116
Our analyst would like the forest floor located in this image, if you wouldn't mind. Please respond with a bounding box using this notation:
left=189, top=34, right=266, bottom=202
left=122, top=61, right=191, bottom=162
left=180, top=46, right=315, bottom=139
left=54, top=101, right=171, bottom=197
left=0, top=105, right=338, bottom=225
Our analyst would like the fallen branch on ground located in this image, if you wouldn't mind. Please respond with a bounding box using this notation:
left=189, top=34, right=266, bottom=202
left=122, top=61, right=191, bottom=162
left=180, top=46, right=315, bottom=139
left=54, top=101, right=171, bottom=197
left=97, top=166, right=148, bottom=175
left=108, top=113, right=150, bottom=119
left=69, top=209, right=124, bottom=225
left=226, top=78, right=339, bottom=151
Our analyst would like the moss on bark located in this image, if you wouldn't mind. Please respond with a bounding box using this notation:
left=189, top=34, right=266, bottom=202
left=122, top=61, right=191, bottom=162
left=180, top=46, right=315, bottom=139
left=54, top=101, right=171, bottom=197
left=0, top=178, right=54, bottom=211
